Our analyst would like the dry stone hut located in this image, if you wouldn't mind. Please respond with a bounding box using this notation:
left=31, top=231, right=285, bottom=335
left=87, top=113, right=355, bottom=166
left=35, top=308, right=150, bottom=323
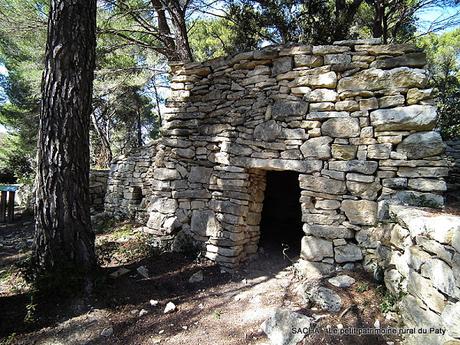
left=103, top=39, right=449, bottom=273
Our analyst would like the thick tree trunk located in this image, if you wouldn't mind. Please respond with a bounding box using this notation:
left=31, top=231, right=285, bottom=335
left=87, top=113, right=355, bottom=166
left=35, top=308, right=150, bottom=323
left=34, top=0, right=97, bottom=273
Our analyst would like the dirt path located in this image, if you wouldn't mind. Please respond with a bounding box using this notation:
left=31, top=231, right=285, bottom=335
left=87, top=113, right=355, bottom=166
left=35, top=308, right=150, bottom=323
left=1, top=220, right=400, bottom=345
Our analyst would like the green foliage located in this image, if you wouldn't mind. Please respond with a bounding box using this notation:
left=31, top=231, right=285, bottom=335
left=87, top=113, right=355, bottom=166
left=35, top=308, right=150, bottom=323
left=355, top=281, right=370, bottom=292
left=189, top=19, right=236, bottom=61
left=24, top=295, right=37, bottom=324
left=0, top=132, right=34, bottom=183
left=0, top=333, right=16, bottom=345
left=0, top=1, right=46, bottom=181
left=225, top=0, right=447, bottom=50
left=418, top=29, right=460, bottom=139
left=213, top=310, right=223, bottom=319
left=0, top=0, right=163, bottom=176
left=226, top=0, right=337, bottom=50
left=377, top=285, right=405, bottom=314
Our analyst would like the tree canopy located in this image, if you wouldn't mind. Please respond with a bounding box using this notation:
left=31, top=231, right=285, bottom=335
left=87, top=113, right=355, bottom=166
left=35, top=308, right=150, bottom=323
left=0, top=0, right=459, bottom=182
left=419, top=29, right=460, bottom=138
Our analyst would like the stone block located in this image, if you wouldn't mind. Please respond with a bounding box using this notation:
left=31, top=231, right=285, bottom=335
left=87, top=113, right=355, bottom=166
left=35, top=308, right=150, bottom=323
left=346, top=173, right=374, bottom=183
left=384, top=269, right=404, bottom=295
left=408, top=178, right=447, bottom=192
left=306, top=111, right=350, bottom=120
left=329, top=160, right=378, bottom=174
left=153, top=168, right=179, bottom=181
left=338, top=67, right=427, bottom=93
left=324, top=54, right=352, bottom=65
left=299, top=175, right=347, bottom=194
left=407, top=269, right=446, bottom=313
left=397, top=167, right=449, bottom=178
left=331, top=145, right=357, bottom=160
left=303, top=224, right=354, bottom=239
left=272, top=56, right=293, bottom=76
left=188, top=166, right=213, bottom=184
left=294, top=54, right=323, bottom=67
left=272, top=100, right=309, bottom=120
left=294, top=260, right=335, bottom=278
left=421, top=258, right=457, bottom=297
left=309, top=102, right=335, bottom=111
left=367, top=143, right=391, bottom=159
left=321, top=118, right=360, bottom=138
left=359, top=97, right=378, bottom=111
left=416, top=236, right=453, bottom=263
left=300, top=136, right=333, bottom=159
left=312, top=45, right=351, bottom=54
left=441, top=302, right=460, bottom=339
left=301, top=236, right=333, bottom=261
left=253, top=120, right=283, bottom=142
left=341, top=200, right=378, bottom=225
left=399, top=294, right=443, bottom=329
left=191, top=210, right=221, bottom=237
left=335, top=100, right=359, bottom=111
left=397, top=131, right=445, bottom=159
left=315, top=200, right=341, bottom=210
left=305, top=88, right=338, bottom=102
left=407, top=88, right=433, bottom=105
left=390, top=224, right=411, bottom=249
left=293, top=71, right=337, bottom=89
left=370, top=52, right=426, bottom=69
left=334, top=244, right=363, bottom=263
left=378, top=94, right=405, bottom=108
left=346, top=181, right=381, bottom=200
left=370, top=105, right=437, bottom=131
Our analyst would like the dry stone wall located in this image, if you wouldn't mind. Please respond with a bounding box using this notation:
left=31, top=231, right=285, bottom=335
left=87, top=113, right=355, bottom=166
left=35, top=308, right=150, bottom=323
left=89, top=170, right=109, bottom=214
left=446, top=140, right=460, bottom=204
left=375, top=205, right=460, bottom=345
left=104, top=39, right=449, bottom=270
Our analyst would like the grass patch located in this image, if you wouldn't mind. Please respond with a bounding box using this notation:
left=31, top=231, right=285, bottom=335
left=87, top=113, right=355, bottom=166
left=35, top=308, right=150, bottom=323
left=355, top=281, right=369, bottom=293
left=377, top=285, right=405, bottom=314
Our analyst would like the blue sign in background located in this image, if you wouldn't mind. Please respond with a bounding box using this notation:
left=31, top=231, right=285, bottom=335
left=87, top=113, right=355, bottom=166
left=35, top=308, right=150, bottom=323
left=0, top=185, right=19, bottom=192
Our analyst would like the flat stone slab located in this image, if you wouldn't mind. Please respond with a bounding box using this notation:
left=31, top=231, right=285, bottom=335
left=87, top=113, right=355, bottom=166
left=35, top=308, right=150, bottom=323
left=303, top=286, right=342, bottom=312
left=261, top=308, right=314, bottom=345
left=328, top=275, right=356, bottom=288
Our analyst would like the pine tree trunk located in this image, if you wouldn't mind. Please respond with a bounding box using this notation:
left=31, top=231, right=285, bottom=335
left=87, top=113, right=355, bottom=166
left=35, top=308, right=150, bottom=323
left=34, top=0, right=97, bottom=273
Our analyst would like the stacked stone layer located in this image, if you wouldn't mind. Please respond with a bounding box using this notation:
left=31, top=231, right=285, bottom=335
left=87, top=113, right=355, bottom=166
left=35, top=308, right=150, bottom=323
left=89, top=170, right=109, bottom=214
left=369, top=205, right=460, bottom=344
left=446, top=140, right=460, bottom=204
left=104, top=41, right=449, bottom=269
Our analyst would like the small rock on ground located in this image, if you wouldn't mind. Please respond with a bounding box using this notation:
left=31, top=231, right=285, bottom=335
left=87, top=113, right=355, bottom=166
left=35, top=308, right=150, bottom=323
left=100, top=327, right=113, bottom=337
left=150, top=299, right=159, bottom=306
left=261, top=308, right=314, bottom=345
left=188, top=270, right=204, bottom=283
left=303, top=286, right=342, bottom=312
left=328, top=275, right=356, bottom=288
left=164, top=302, right=177, bottom=313
left=136, top=265, right=149, bottom=279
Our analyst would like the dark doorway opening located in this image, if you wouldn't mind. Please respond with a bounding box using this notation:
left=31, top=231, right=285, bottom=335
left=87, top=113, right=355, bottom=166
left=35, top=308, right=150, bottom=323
left=259, top=170, right=303, bottom=259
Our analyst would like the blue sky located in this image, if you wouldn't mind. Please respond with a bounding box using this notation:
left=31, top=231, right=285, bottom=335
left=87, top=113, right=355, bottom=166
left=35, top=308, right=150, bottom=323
left=417, top=6, right=459, bottom=33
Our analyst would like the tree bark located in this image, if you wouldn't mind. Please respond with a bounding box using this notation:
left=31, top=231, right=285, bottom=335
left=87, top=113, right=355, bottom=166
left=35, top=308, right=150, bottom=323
left=34, top=0, right=97, bottom=273
left=372, top=0, right=385, bottom=40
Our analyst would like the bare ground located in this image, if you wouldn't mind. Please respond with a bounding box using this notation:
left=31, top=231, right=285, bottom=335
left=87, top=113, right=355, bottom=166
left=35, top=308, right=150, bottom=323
left=1, top=215, right=402, bottom=345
